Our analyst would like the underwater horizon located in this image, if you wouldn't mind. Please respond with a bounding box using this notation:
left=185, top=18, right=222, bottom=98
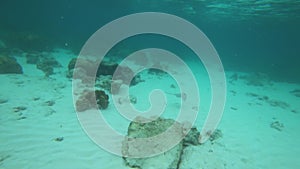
left=1, top=0, right=299, bottom=83
left=0, top=1, right=300, bottom=169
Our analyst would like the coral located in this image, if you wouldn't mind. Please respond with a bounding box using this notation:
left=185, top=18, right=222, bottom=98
left=0, top=55, right=23, bottom=74
left=76, top=90, right=109, bottom=112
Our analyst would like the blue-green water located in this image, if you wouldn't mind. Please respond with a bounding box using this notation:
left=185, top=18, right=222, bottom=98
left=1, top=0, right=299, bottom=82
left=0, top=1, right=300, bottom=169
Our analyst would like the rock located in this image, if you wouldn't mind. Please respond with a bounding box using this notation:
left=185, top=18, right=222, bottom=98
left=0, top=55, right=23, bottom=74
left=97, top=61, right=118, bottom=76
left=25, top=52, right=40, bottom=64
left=67, top=58, right=97, bottom=78
left=111, top=79, right=123, bottom=94
left=68, top=58, right=77, bottom=71
left=0, top=98, right=8, bottom=104
left=290, top=89, right=300, bottom=97
left=209, top=129, right=223, bottom=142
left=75, top=90, right=109, bottom=112
left=13, top=106, right=27, bottom=112
left=183, top=127, right=200, bottom=146
left=75, top=96, right=91, bottom=112
left=148, top=68, right=167, bottom=75
left=0, top=155, right=11, bottom=163
left=45, top=100, right=55, bottom=106
left=53, top=137, right=64, bottom=142
left=68, top=58, right=142, bottom=86
left=123, top=117, right=200, bottom=169
left=36, top=56, right=61, bottom=76
left=129, top=95, right=137, bottom=104
left=270, top=121, right=284, bottom=131
left=113, top=66, right=135, bottom=85
left=95, top=75, right=112, bottom=91
left=95, top=90, right=109, bottom=109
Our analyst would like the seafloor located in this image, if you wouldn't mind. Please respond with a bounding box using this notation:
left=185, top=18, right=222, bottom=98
left=0, top=48, right=299, bottom=169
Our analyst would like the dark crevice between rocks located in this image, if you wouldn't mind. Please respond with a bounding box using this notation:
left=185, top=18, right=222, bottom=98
left=175, top=145, right=185, bottom=169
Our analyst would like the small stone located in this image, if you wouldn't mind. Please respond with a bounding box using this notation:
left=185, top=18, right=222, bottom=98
left=44, top=108, right=56, bottom=117
left=13, top=106, right=27, bottom=112
left=17, top=116, right=27, bottom=120
left=45, top=100, right=55, bottom=106
left=53, top=137, right=64, bottom=142
left=33, top=97, right=40, bottom=101
left=230, top=107, right=238, bottom=110
left=129, top=95, right=137, bottom=104
left=111, top=79, right=123, bottom=94
left=170, top=84, right=176, bottom=88
left=0, top=98, right=8, bottom=104
left=209, top=129, right=223, bottom=142
left=0, top=155, right=11, bottom=163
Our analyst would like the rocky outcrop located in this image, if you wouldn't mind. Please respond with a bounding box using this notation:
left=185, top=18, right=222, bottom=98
left=0, top=55, right=23, bottom=74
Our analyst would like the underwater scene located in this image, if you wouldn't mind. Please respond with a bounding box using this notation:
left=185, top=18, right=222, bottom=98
left=0, top=1, right=300, bottom=169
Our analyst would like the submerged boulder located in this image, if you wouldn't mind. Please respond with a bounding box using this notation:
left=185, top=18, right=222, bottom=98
left=0, top=55, right=23, bottom=74
left=123, top=117, right=200, bottom=169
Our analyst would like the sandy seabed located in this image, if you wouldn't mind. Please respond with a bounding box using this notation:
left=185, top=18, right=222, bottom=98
left=0, top=49, right=300, bottom=169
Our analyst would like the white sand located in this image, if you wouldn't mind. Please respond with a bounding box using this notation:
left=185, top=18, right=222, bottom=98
left=0, top=49, right=299, bottom=169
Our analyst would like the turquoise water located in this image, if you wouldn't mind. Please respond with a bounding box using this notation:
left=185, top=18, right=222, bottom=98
left=0, top=1, right=300, bottom=169
left=1, top=1, right=299, bottom=82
